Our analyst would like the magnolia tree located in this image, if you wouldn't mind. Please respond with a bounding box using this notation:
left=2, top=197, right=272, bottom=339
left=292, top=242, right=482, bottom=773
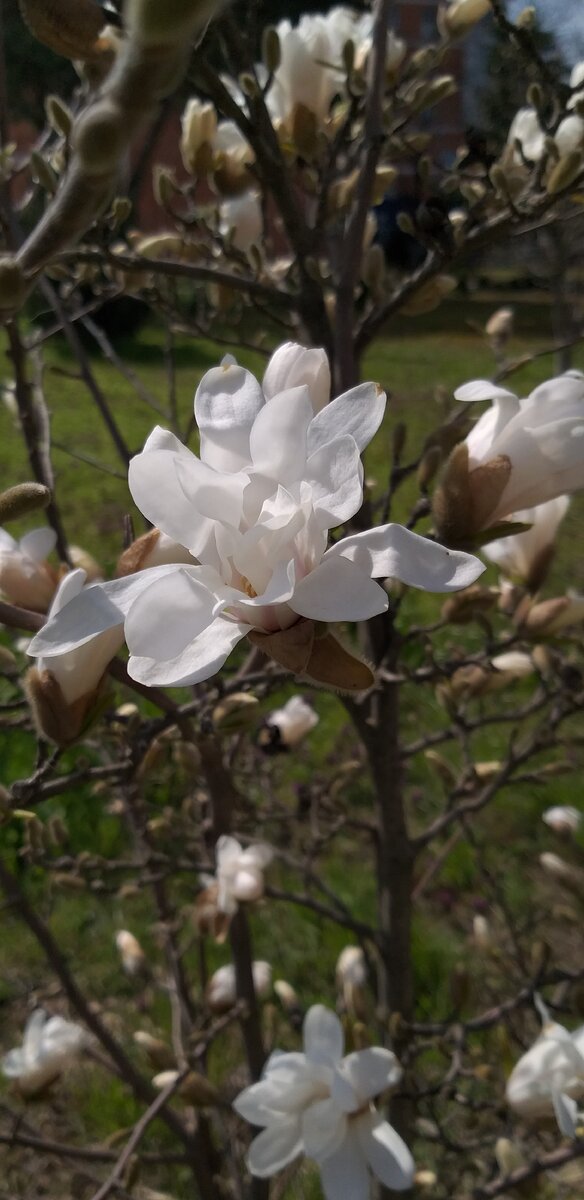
left=0, top=0, right=584, bottom=1197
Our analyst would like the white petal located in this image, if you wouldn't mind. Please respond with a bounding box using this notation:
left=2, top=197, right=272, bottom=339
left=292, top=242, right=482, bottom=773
left=304, top=1005, right=344, bottom=1068
left=326, top=525, right=485, bottom=591
left=308, top=382, right=386, bottom=455
left=263, top=343, right=331, bottom=414
left=302, top=1097, right=347, bottom=1163
left=129, top=433, right=213, bottom=555
left=20, top=528, right=57, bottom=562
left=247, top=1116, right=303, bottom=1177
left=319, top=1128, right=369, bottom=1200
left=175, top=455, right=249, bottom=529
left=233, top=1056, right=313, bottom=1123
left=233, top=867, right=264, bottom=902
left=216, top=835, right=242, bottom=867
left=356, top=1110, right=415, bottom=1191
left=291, top=556, right=389, bottom=622
left=553, top=1089, right=580, bottom=1138
left=195, top=361, right=264, bottom=473
left=1, top=1048, right=27, bottom=1077
left=249, top=385, right=313, bottom=484
left=337, top=1048, right=402, bottom=1106
left=240, top=843, right=274, bottom=870
left=128, top=615, right=250, bottom=687
left=28, top=566, right=180, bottom=658
left=454, top=381, right=518, bottom=403
left=124, top=568, right=221, bottom=661
left=305, top=436, right=364, bottom=528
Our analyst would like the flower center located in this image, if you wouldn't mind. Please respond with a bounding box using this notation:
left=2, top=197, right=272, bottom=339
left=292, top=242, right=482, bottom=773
left=241, top=577, right=257, bottom=599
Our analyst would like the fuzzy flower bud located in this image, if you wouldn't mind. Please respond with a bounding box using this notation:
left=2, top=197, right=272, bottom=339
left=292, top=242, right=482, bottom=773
left=542, top=806, right=582, bottom=837
left=206, top=961, right=272, bottom=1013
left=180, top=99, right=218, bottom=174
left=115, top=929, right=147, bottom=977
left=439, top=0, right=491, bottom=37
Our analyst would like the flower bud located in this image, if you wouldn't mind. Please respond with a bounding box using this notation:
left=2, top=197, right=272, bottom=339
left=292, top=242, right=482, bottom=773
left=401, top=275, right=456, bottom=316
left=546, top=151, right=583, bottom=195
left=45, top=95, right=73, bottom=137
left=495, top=1137, right=525, bottom=1176
left=540, top=853, right=584, bottom=892
left=472, top=914, right=491, bottom=950
left=439, top=0, right=491, bottom=38
left=262, top=26, right=281, bottom=74
left=180, top=99, right=217, bottom=174
left=0, top=257, right=27, bottom=312
left=0, top=483, right=51, bottom=524
left=30, top=150, right=57, bottom=193
left=115, top=929, right=147, bottom=977
left=73, top=100, right=126, bottom=176
left=517, top=6, right=536, bottom=28
left=211, top=692, right=259, bottom=732
left=133, top=1031, right=175, bottom=1071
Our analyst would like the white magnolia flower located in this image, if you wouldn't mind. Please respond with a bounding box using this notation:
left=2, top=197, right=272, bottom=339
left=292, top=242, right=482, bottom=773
left=233, top=1004, right=414, bottom=1196
left=507, top=1008, right=584, bottom=1121
left=206, top=961, right=272, bottom=1012
left=0, top=526, right=57, bottom=611
left=455, top=373, right=584, bottom=528
left=542, top=806, right=582, bottom=836
left=490, top=651, right=534, bottom=679
left=219, top=191, right=262, bottom=251
left=31, top=568, right=123, bottom=706
left=29, top=344, right=483, bottom=691
left=215, top=835, right=273, bottom=914
left=263, top=695, right=319, bottom=749
left=266, top=9, right=403, bottom=128
left=2, top=1010, right=87, bottom=1097
left=484, top=496, right=569, bottom=589
left=508, top=107, right=584, bottom=162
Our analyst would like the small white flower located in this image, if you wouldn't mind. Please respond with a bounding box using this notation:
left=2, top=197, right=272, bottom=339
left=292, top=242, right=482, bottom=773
left=206, top=961, right=272, bottom=1013
left=508, top=106, right=584, bottom=163
left=234, top=1004, right=414, bottom=1196
left=455, top=373, right=584, bottom=528
left=215, top=835, right=273, bottom=914
left=542, top=806, right=582, bottom=836
left=490, top=651, right=534, bottom=679
left=263, top=695, right=319, bottom=750
left=1, top=1010, right=87, bottom=1097
left=219, top=191, right=262, bottom=252
left=0, top=526, right=57, bottom=611
left=484, top=496, right=569, bottom=590
left=336, top=946, right=367, bottom=1015
left=507, top=1008, right=584, bottom=1122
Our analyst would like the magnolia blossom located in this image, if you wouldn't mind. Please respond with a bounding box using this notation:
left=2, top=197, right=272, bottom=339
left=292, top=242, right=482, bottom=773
left=508, top=107, right=584, bottom=163
left=262, top=695, right=319, bottom=750
left=206, top=961, right=272, bottom=1013
left=215, top=835, right=273, bottom=914
left=29, top=343, right=483, bottom=693
left=455, top=373, right=584, bottom=530
left=0, top=526, right=57, bottom=611
left=219, top=191, right=262, bottom=252
left=506, top=1009, right=584, bottom=1122
left=25, top=568, right=124, bottom=745
left=542, top=806, right=582, bottom=836
left=1, top=1010, right=87, bottom=1097
left=266, top=9, right=403, bottom=128
left=484, top=496, right=569, bottom=590
left=234, top=1004, right=414, bottom=1196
